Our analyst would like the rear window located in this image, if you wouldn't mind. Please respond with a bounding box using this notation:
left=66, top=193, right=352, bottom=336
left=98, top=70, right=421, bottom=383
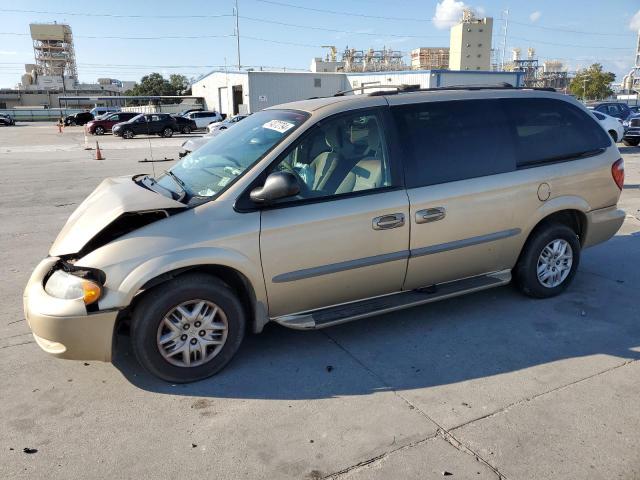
left=502, top=98, right=610, bottom=167
left=391, top=99, right=515, bottom=188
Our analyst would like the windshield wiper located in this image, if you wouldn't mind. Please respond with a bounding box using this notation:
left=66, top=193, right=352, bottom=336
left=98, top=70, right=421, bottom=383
left=163, top=170, right=189, bottom=194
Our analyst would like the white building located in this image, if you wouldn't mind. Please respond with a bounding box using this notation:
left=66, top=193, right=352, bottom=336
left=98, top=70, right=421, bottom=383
left=192, top=69, right=525, bottom=113
left=449, top=10, right=493, bottom=71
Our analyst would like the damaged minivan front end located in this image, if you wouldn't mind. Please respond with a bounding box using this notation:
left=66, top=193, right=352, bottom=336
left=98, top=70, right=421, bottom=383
left=23, top=175, right=187, bottom=361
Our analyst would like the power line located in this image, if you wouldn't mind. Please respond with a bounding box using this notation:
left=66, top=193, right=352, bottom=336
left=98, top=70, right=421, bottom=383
left=0, top=32, right=234, bottom=40
left=240, top=15, right=447, bottom=39
left=505, top=18, right=636, bottom=37
left=254, top=0, right=430, bottom=22
left=0, top=8, right=233, bottom=19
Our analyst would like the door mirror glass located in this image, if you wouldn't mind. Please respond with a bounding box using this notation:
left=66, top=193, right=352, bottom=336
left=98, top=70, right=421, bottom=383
left=250, top=171, right=300, bottom=204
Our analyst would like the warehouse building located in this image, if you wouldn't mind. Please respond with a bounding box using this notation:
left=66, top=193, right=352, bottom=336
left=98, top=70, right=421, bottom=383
left=192, top=69, right=525, bottom=114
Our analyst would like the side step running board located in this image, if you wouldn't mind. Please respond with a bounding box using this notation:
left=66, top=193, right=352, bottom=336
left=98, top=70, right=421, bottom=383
left=273, top=270, right=511, bottom=330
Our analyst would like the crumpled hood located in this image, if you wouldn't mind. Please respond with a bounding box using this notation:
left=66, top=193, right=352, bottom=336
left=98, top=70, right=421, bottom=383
left=50, top=175, right=185, bottom=256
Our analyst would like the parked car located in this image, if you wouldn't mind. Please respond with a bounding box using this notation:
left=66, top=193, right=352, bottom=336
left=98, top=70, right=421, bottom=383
left=90, top=107, right=120, bottom=118
left=85, top=112, right=140, bottom=135
left=171, top=114, right=198, bottom=134
left=177, top=107, right=204, bottom=117
left=183, top=110, right=223, bottom=129
left=112, top=113, right=177, bottom=139
left=0, top=113, right=15, bottom=126
left=178, top=132, right=214, bottom=158
left=64, top=111, right=94, bottom=126
left=591, top=110, right=624, bottom=143
left=590, top=102, right=632, bottom=120
left=627, top=106, right=640, bottom=115
left=24, top=87, right=625, bottom=383
left=206, top=114, right=249, bottom=134
left=622, top=113, right=640, bottom=146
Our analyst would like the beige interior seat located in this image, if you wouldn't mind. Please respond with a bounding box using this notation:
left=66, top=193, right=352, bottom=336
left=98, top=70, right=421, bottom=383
left=335, top=122, right=385, bottom=194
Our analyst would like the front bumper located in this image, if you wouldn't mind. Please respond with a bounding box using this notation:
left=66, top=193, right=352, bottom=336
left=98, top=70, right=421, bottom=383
left=23, top=257, right=117, bottom=362
left=623, top=127, right=640, bottom=139
left=583, top=206, right=625, bottom=248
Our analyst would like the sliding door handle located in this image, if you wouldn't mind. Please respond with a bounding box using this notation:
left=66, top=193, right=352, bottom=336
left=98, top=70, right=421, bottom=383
left=416, top=207, right=446, bottom=224
left=372, top=213, right=405, bottom=230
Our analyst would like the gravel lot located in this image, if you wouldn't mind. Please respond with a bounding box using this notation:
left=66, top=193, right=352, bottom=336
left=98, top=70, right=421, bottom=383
left=1, top=123, right=639, bottom=479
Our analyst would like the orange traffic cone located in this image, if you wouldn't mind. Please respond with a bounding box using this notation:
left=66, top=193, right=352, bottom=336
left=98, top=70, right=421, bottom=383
left=95, top=141, right=104, bottom=160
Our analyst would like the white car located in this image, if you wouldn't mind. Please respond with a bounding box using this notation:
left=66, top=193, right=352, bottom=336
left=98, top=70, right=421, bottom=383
left=183, top=111, right=223, bottom=129
left=206, top=114, right=249, bottom=134
left=592, top=110, right=624, bottom=143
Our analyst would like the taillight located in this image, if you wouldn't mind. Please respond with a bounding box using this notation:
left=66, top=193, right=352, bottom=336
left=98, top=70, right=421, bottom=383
left=612, top=158, right=624, bottom=190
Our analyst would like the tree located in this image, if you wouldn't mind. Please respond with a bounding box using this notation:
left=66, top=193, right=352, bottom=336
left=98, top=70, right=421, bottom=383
left=124, top=73, right=192, bottom=103
left=569, top=64, right=615, bottom=101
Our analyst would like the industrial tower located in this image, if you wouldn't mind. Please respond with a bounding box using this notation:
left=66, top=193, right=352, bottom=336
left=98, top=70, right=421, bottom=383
left=30, top=23, right=78, bottom=79
left=623, top=30, right=640, bottom=94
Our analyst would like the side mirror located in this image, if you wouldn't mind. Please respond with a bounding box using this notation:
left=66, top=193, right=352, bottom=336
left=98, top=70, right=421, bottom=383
left=250, top=171, right=300, bottom=204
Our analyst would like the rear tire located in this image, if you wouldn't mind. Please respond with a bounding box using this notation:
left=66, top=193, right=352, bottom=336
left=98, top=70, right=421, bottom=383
left=131, top=274, right=246, bottom=383
left=514, top=223, right=580, bottom=298
left=623, top=138, right=640, bottom=147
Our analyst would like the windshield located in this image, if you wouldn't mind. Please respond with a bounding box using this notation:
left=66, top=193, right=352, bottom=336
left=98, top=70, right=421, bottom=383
left=155, top=109, right=308, bottom=203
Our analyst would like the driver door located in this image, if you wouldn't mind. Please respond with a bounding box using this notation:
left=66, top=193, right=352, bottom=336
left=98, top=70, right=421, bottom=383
left=258, top=108, right=410, bottom=317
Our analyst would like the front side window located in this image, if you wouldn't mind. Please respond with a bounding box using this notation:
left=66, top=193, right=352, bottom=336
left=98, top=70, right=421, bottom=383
left=155, top=110, right=308, bottom=204
left=270, top=110, right=392, bottom=201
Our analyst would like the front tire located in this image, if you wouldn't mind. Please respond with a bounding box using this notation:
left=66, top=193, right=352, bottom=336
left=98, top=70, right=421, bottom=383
left=122, top=129, right=134, bottom=139
left=162, top=127, right=173, bottom=138
left=514, top=223, right=580, bottom=298
left=131, top=274, right=246, bottom=383
left=623, top=138, right=640, bottom=147
left=95, top=126, right=105, bottom=135
left=182, top=125, right=191, bottom=134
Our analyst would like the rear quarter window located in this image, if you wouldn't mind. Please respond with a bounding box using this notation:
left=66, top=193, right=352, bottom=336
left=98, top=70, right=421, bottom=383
left=502, top=98, right=611, bottom=168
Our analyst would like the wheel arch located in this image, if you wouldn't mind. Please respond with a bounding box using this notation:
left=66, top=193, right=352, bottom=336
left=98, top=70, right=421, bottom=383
left=513, top=199, right=589, bottom=269
left=117, top=251, right=269, bottom=335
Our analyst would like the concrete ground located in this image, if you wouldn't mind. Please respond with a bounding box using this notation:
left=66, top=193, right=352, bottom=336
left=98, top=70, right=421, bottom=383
left=1, top=123, right=639, bottom=479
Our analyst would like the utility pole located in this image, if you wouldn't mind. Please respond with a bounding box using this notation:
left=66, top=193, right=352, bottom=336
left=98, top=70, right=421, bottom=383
left=500, top=9, right=509, bottom=71
left=234, top=0, right=241, bottom=70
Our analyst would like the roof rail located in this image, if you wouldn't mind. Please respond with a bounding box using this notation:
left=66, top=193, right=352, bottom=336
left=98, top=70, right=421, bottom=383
left=333, top=84, right=420, bottom=96
left=368, top=83, right=557, bottom=96
left=332, top=83, right=556, bottom=98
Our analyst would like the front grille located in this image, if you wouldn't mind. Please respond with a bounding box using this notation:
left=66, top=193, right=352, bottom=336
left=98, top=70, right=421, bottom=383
left=631, top=118, right=640, bottom=128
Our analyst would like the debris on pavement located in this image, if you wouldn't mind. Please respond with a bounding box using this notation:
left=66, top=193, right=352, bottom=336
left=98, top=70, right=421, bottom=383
left=23, top=448, right=38, bottom=454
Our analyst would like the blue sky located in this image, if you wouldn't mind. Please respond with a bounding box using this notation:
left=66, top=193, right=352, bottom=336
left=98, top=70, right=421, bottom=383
left=0, top=0, right=639, bottom=88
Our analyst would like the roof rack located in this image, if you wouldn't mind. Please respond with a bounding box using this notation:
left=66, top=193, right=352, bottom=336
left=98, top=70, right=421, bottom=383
left=332, top=82, right=556, bottom=98
left=369, top=83, right=557, bottom=96
left=333, top=84, right=421, bottom=96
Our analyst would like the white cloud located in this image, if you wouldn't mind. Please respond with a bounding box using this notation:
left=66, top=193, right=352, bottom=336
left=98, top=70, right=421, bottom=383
left=433, top=0, right=466, bottom=30
left=630, top=9, right=640, bottom=31
left=529, top=11, right=542, bottom=23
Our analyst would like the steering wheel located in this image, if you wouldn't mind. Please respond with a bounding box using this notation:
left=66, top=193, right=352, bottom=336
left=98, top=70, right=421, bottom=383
left=277, top=164, right=314, bottom=198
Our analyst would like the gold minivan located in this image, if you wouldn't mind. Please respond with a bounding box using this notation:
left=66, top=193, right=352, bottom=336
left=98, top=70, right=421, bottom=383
left=23, top=87, right=625, bottom=382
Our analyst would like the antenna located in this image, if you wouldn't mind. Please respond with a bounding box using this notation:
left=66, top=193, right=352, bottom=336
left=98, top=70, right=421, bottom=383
left=234, top=0, right=241, bottom=69
left=500, top=9, right=509, bottom=70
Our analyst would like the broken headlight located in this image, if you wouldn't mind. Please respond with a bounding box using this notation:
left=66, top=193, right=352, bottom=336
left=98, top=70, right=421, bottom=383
left=44, top=270, right=102, bottom=305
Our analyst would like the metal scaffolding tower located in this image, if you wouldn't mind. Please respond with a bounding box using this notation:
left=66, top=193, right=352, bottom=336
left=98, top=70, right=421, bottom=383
left=30, top=23, right=78, bottom=79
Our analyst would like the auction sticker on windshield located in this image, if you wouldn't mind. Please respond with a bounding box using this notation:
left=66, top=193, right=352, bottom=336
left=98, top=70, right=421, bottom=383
left=263, top=120, right=295, bottom=133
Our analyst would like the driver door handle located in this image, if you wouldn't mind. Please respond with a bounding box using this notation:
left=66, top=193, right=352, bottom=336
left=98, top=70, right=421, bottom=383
left=372, top=213, right=405, bottom=230
left=416, top=207, right=446, bottom=224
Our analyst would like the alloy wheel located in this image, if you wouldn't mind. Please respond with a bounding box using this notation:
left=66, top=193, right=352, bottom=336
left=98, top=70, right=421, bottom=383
left=536, top=239, right=573, bottom=288
left=156, top=299, right=229, bottom=368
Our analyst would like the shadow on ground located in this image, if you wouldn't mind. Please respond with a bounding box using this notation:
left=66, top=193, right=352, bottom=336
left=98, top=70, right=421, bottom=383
left=113, top=234, right=640, bottom=399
